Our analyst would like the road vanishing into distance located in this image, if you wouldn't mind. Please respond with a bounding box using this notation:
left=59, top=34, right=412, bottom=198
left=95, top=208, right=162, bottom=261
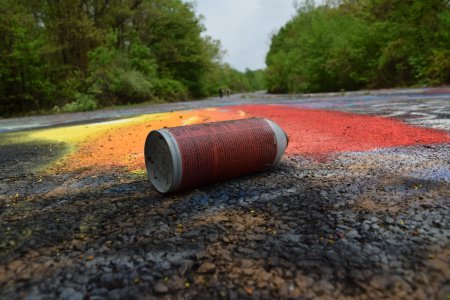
left=1, top=88, right=449, bottom=299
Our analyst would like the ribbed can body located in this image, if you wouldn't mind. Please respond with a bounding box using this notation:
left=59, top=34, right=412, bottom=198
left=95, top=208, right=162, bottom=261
left=144, top=118, right=288, bottom=193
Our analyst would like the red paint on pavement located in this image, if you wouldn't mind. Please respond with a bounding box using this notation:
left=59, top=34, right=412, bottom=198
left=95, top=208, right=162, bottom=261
left=229, top=105, right=450, bottom=160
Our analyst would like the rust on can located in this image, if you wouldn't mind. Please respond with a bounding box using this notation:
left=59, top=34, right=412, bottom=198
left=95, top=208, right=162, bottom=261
left=144, top=118, right=288, bottom=193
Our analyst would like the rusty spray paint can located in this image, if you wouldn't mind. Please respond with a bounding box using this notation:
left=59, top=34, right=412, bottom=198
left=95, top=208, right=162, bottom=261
left=144, top=118, right=288, bottom=193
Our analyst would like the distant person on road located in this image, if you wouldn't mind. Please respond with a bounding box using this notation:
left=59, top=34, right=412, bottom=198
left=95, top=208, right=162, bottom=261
left=219, top=88, right=224, bottom=98
left=226, top=88, right=230, bottom=97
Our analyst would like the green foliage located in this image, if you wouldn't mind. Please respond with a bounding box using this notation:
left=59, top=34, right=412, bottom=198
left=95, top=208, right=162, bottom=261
left=153, top=79, right=188, bottom=102
left=0, top=0, right=53, bottom=115
left=62, top=93, right=97, bottom=112
left=203, top=64, right=267, bottom=96
left=244, top=69, right=266, bottom=91
left=426, top=49, right=450, bottom=84
left=86, top=31, right=157, bottom=105
left=114, top=70, right=154, bottom=103
left=266, top=0, right=450, bottom=93
left=0, top=0, right=264, bottom=116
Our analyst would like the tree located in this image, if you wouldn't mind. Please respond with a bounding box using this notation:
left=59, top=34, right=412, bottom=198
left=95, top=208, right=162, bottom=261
left=0, top=0, right=264, bottom=116
left=265, top=0, right=450, bottom=93
left=0, top=0, right=53, bottom=114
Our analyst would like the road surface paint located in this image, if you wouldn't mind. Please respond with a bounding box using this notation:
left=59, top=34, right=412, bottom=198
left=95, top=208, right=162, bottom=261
left=228, top=105, right=450, bottom=160
left=3, top=105, right=448, bottom=174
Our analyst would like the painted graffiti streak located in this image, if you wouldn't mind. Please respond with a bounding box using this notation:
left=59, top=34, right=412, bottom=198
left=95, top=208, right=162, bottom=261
left=47, top=108, right=242, bottom=173
left=229, top=105, right=450, bottom=159
left=20, top=104, right=446, bottom=173
left=2, top=99, right=448, bottom=174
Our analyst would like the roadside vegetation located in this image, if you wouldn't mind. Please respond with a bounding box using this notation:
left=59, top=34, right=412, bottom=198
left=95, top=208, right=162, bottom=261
left=266, top=0, right=450, bottom=93
left=3, top=0, right=447, bottom=117
left=0, top=0, right=265, bottom=117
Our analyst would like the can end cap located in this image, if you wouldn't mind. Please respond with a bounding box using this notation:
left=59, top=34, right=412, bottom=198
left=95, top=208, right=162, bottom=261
left=265, top=119, right=289, bottom=164
left=144, top=131, right=174, bottom=193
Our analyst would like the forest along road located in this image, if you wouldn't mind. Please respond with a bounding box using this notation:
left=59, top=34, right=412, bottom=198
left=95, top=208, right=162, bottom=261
left=0, top=88, right=449, bottom=299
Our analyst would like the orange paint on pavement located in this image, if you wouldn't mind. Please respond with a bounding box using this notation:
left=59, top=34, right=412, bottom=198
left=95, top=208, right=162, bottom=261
left=56, top=108, right=243, bottom=173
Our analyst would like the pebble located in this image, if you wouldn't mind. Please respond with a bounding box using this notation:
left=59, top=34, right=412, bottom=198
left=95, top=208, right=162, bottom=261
left=168, top=276, right=185, bottom=291
left=346, top=229, right=360, bottom=239
left=385, top=217, right=394, bottom=225
left=107, top=289, right=122, bottom=300
left=198, top=262, right=216, bottom=274
left=7, top=260, right=26, bottom=273
left=364, top=244, right=381, bottom=256
left=153, top=282, right=168, bottom=294
left=314, top=280, right=335, bottom=295
left=281, top=234, right=301, bottom=243
left=361, top=223, right=371, bottom=231
left=59, top=288, right=83, bottom=300
left=370, top=275, right=391, bottom=290
left=438, top=285, right=450, bottom=300
left=90, top=288, right=108, bottom=296
left=319, top=190, right=328, bottom=198
left=371, top=224, right=381, bottom=230
left=239, top=259, right=253, bottom=268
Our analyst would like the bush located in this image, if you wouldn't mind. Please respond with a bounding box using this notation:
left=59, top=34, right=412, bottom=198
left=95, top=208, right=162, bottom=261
left=113, top=70, right=154, bottom=103
left=426, top=49, right=450, bottom=84
left=62, top=93, right=98, bottom=112
left=153, top=78, right=188, bottom=102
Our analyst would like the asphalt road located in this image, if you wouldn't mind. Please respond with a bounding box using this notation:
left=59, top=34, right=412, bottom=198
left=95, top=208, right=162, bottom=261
left=0, top=88, right=449, bottom=299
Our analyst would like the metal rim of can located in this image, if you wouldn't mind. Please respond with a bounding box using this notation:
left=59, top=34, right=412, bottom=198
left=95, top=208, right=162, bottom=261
left=144, top=129, right=182, bottom=193
left=265, top=119, right=289, bottom=165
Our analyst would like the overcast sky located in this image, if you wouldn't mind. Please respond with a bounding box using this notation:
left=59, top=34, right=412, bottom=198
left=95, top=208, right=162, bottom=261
left=185, top=0, right=298, bottom=71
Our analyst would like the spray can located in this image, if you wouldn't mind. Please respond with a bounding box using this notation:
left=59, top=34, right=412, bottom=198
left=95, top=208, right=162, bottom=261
left=144, top=118, right=288, bottom=193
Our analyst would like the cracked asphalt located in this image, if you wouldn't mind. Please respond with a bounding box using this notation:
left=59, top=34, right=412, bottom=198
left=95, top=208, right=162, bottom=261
left=0, top=88, right=449, bottom=300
